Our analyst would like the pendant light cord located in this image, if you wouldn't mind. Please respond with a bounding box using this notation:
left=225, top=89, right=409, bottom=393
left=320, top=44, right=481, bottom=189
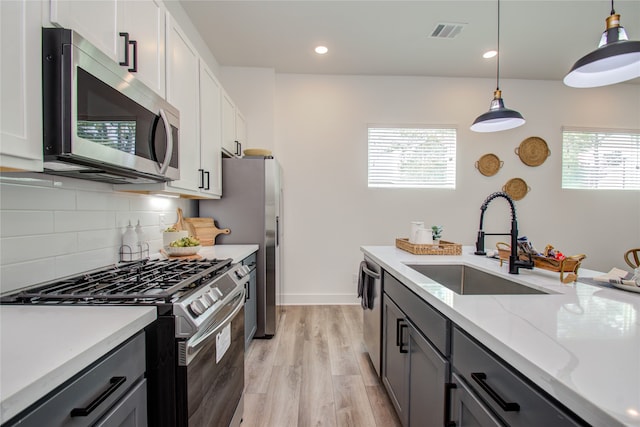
left=610, top=0, right=615, bottom=16
left=496, top=0, right=501, bottom=91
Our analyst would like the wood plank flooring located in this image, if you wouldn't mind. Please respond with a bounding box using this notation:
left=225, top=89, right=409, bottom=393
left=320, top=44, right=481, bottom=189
left=243, top=305, right=401, bottom=427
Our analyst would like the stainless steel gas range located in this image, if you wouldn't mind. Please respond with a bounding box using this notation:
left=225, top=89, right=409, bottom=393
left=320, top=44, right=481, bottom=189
left=1, top=257, right=250, bottom=427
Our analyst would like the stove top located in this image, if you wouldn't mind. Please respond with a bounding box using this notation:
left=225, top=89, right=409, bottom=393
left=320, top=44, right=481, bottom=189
left=1, top=258, right=233, bottom=305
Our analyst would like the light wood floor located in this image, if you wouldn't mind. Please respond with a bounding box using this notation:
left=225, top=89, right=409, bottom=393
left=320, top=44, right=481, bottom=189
left=242, top=305, right=402, bottom=427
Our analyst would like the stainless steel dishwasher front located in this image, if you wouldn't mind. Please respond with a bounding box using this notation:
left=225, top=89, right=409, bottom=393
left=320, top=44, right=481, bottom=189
left=361, top=255, right=382, bottom=377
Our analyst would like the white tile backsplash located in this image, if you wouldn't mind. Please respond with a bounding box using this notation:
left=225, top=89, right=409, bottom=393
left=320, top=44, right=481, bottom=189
left=0, top=174, right=197, bottom=294
left=0, top=211, right=54, bottom=236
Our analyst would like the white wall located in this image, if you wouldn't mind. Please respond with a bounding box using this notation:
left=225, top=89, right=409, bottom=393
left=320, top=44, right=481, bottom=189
left=264, top=74, right=639, bottom=304
left=0, top=174, right=197, bottom=294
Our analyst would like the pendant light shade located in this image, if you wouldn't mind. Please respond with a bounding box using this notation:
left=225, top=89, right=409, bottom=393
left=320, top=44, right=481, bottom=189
left=564, top=2, right=640, bottom=88
left=470, top=0, right=525, bottom=133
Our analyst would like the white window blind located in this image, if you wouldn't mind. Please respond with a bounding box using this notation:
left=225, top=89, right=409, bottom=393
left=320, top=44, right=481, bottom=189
left=562, top=128, right=640, bottom=190
left=368, top=126, right=456, bottom=188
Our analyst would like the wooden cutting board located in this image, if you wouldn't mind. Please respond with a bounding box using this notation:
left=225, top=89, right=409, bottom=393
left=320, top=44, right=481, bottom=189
left=172, top=208, right=230, bottom=246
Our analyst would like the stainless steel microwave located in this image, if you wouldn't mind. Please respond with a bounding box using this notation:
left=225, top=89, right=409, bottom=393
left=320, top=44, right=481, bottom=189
left=42, top=28, right=180, bottom=184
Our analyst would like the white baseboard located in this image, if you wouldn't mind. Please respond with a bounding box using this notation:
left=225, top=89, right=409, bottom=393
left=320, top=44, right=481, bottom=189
left=281, top=293, right=360, bottom=305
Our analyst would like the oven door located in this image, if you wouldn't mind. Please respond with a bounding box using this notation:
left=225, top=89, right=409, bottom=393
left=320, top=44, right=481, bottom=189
left=176, top=288, right=245, bottom=427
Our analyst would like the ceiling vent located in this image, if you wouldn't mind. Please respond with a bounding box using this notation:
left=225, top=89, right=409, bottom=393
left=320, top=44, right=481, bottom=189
left=429, top=23, right=466, bottom=39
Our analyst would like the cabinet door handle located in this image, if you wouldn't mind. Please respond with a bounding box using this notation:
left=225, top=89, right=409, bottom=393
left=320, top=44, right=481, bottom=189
left=471, top=372, right=520, bottom=412
left=444, top=382, right=457, bottom=427
left=395, top=318, right=403, bottom=347
left=128, top=39, right=137, bottom=72
left=235, top=140, right=241, bottom=156
left=198, top=169, right=204, bottom=189
left=70, top=376, right=127, bottom=417
left=204, top=170, right=210, bottom=190
left=399, top=323, right=408, bottom=353
left=119, top=32, right=130, bottom=67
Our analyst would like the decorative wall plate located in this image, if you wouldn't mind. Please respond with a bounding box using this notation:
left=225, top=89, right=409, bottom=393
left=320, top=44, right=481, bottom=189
left=515, top=136, right=550, bottom=166
left=475, top=153, right=504, bottom=177
left=502, top=177, right=530, bottom=201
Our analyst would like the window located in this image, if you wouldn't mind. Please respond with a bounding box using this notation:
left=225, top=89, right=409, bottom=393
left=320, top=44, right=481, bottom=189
left=368, top=126, right=456, bottom=188
left=562, top=128, right=640, bottom=190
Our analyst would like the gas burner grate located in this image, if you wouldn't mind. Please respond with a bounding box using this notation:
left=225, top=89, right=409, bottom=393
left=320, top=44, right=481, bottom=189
left=1, top=258, right=232, bottom=304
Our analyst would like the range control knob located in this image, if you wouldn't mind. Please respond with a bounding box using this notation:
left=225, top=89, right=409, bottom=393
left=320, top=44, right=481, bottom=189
left=207, top=289, right=220, bottom=303
left=189, top=299, right=206, bottom=316
left=199, top=295, right=211, bottom=309
left=202, top=292, right=215, bottom=306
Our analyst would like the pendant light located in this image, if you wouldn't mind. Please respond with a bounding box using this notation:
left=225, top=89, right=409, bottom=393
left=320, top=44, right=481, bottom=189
left=564, top=0, right=640, bottom=88
left=470, top=0, right=525, bottom=133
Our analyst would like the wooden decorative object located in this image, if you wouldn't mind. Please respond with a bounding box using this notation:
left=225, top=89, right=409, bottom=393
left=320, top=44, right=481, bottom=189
left=396, top=238, right=462, bottom=255
left=496, top=242, right=586, bottom=283
left=515, top=136, right=550, bottom=167
left=173, top=208, right=230, bottom=246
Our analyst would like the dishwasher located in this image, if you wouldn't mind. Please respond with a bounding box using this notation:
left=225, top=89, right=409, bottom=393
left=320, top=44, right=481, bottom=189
left=360, top=255, right=383, bottom=377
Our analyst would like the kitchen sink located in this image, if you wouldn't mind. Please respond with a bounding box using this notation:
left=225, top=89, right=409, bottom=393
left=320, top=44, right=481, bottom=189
left=405, top=264, right=547, bottom=295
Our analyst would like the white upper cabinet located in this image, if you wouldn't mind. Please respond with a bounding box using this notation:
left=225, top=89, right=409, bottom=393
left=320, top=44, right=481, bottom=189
left=165, top=15, right=200, bottom=193
left=221, top=91, right=247, bottom=157
left=0, top=0, right=43, bottom=172
left=199, top=62, right=223, bottom=197
left=118, top=0, right=166, bottom=97
left=49, top=0, right=166, bottom=97
left=49, top=0, right=119, bottom=61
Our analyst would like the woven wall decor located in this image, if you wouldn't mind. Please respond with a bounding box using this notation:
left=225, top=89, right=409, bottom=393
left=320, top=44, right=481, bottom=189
left=515, top=136, right=550, bottom=166
left=502, top=177, right=530, bottom=200
left=475, top=153, right=504, bottom=177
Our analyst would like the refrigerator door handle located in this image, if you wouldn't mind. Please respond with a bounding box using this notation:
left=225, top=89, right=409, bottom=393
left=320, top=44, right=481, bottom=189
left=276, top=216, right=280, bottom=246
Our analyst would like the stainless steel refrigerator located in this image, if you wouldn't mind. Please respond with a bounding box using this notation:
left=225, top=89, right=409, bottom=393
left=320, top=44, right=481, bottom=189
left=199, top=156, right=282, bottom=338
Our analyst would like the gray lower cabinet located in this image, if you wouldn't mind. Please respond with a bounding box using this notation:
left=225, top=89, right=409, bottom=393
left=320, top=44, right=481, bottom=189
left=5, top=332, right=147, bottom=427
left=451, top=327, right=584, bottom=427
left=242, top=252, right=258, bottom=350
left=382, top=272, right=450, bottom=427
left=450, top=373, right=505, bottom=427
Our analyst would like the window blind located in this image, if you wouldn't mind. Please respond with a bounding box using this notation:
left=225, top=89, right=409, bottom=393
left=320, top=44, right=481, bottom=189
left=77, top=120, right=137, bottom=154
left=368, top=126, right=456, bottom=188
left=562, top=128, right=640, bottom=190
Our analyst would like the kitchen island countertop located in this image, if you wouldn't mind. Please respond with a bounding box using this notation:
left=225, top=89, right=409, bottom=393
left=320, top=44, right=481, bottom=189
left=0, top=305, right=157, bottom=423
left=362, top=245, right=640, bottom=427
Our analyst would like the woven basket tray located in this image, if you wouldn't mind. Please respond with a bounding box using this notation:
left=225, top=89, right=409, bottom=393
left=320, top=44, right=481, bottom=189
left=396, top=238, right=462, bottom=255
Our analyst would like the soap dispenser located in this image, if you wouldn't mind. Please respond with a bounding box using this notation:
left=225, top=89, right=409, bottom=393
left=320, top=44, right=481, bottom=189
left=134, top=220, right=148, bottom=258
left=122, top=221, right=138, bottom=261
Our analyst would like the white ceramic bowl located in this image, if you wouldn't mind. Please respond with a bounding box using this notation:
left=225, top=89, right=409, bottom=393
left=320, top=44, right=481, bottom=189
left=164, top=245, right=201, bottom=257
left=163, top=230, right=189, bottom=247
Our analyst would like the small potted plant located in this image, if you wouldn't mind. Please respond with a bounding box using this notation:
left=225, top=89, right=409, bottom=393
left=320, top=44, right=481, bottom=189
left=431, top=225, right=443, bottom=245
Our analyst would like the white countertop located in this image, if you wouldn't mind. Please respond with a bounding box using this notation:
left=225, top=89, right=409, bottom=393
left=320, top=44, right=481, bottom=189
left=197, top=244, right=258, bottom=263
left=362, top=245, right=640, bottom=427
left=0, top=305, right=156, bottom=423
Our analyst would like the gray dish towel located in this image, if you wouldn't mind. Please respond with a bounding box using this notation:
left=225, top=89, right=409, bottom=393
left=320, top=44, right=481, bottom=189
left=357, top=261, right=374, bottom=309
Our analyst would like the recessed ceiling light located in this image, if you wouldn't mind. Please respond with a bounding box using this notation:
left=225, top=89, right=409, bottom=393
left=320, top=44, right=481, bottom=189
left=483, top=50, right=497, bottom=59
left=315, top=46, right=328, bottom=55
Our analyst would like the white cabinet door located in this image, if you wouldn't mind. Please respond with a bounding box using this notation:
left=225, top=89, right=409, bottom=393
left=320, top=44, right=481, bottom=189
left=199, top=62, right=222, bottom=197
left=118, top=0, right=165, bottom=97
left=0, top=0, right=43, bottom=171
left=166, top=16, right=200, bottom=192
left=49, top=0, right=119, bottom=62
left=235, top=110, right=247, bottom=154
left=221, top=91, right=238, bottom=156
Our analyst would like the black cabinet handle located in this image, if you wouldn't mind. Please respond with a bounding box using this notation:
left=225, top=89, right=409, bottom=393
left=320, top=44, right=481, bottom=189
left=395, top=318, right=403, bottom=347
left=204, top=170, right=210, bottom=190
left=198, top=168, right=204, bottom=189
left=128, top=39, right=137, bottom=72
left=235, top=140, right=241, bottom=156
left=70, top=376, right=126, bottom=417
left=471, top=372, right=520, bottom=412
left=119, top=32, right=130, bottom=67
left=444, top=382, right=457, bottom=427
left=399, top=323, right=408, bottom=353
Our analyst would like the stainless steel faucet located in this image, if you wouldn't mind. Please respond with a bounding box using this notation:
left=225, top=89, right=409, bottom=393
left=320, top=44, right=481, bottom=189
left=474, top=192, right=534, bottom=274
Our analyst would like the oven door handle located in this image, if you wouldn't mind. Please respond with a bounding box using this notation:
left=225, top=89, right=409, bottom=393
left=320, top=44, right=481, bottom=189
left=187, top=289, right=245, bottom=354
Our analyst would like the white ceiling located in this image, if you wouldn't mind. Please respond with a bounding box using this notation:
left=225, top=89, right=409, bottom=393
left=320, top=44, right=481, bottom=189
left=179, top=0, right=640, bottom=83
